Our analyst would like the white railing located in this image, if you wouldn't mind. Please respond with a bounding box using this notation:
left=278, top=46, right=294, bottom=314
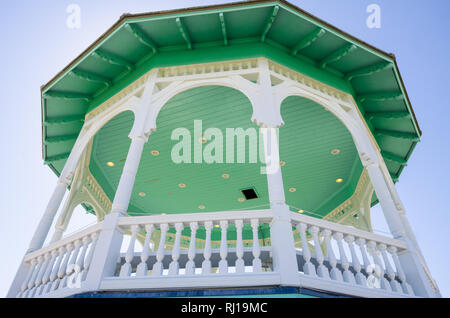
left=290, top=212, right=415, bottom=297
left=101, top=210, right=276, bottom=290
left=18, top=223, right=102, bottom=298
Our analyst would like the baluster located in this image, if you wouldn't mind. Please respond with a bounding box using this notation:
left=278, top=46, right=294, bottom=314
left=309, top=226, right=330, bottom=279
left=201, top=221, right=213, bottom=274
left=62, top=239, right=83, bottom=288
left=355, top=238, right=371, bottom=274
left=367, top=241, right=391, bottom=291
left=136, top=224, right=154, bottom=276
left=34, top=252, right=51, bottom=295
left=120, top=225, right=139, bottom=277
left=334, top=232, right=355, bottom=284
left=251, top=219, right=262, bottom=273
left=80, top=232, right=98, bottom=281
left=378, top=244, right=401, bottom=293
left=50, top=247, right=66, bottom=292
left=322, top=230, right=342, bottom=281
left=76, top=236, right=91, bottom=276
left=169, top=223, right=184, bottom=275
left=235, top=220, right=245, bottom=274
left=27, top=255, right=44, bottom=297
left=40, top=249, right=58, bottom=296
left=218, top=220, right=229, bottom=274
left=345, top=235, right=366, bottom=286
left=152, top=223, right=168, bottom=276
left=296, top=223, right=316, bottom=276
left=56, top=243, right=73, bottom=289
left=388, top=246, right=414, bottom=295
left=19, top=258, right=37, bottom=297
left=185, top=222, right=198, bottom=275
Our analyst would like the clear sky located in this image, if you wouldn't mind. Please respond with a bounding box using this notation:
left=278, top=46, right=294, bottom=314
left=1, top=0, right=449, bottom=297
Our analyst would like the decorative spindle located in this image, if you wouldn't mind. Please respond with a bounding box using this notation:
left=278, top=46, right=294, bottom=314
left=309, top=226, right=330, bottom=279
left=56, top=242, right=73, bottom=289
left=120, top=225, right=139, bottom=277
left=378, top=244, right=401, bottom=292
left=296, top=223, right=316, bottom=276
left=28, top=255, right=43, bottom=291
left=76, top=236, right=91, bottom=275
left=235, top=220, right=245, bottom=274
left=169, top=223, right=184, bottom=275
left=218, top=220, right=229, bottom=274
left=185, top=222, right=198, bottom=275
left=388, top=246, right=414, bottom=295
left=20, top=258, right=37, bottom=297
left=50, top=247, right=66, bottom=292
left=34, top=252, right=51, bottom=294
left=345, top=235, right=366, bottom=286
left=322, top=229, right=342, bottom=281
left=136, top=224, right=154, bottom=276
left=251, top=219, right=262, bottom=273
left=152, top=223, right=168, bottom=276
left=367, top=241, right=391, bottom=291
left=81, top=232, right=98, bottom=281
left=334, top=232, right=355, bottom=284
left=355, top=238, right=371, bottom=271
left=201, top=221, right=213, bottom=274
left=40, top=249, right=58, bottom=296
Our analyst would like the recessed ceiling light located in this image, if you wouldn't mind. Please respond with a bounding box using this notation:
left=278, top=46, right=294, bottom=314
left=178, top=183, right=186, bottom=188
left=289, top=187, right=296, bottom=192
left=199, top=137, right=207, bottom=144
left=198, top=205, right=205, bottom=210
left=138, top=192, right=146, bottom=197
left=336, top=178, right=344, bottom=183
left=331, top=149, right=340, bottom=155
left=298, top=209, right=305, bottom=213
left=222, top=173, right=230, bottom=179
left=161, top=213, right=167, bottom=215
left=106, top=161, right=115, bottom=167
left=214, top=224, right=220, bottom=228
left=238, top=197, right=245, bottom=202
left=151, top=150, right=160, bottom=156
left=280, top=161, right=286, bottom=167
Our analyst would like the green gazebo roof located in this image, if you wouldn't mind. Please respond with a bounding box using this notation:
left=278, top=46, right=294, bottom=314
left=41, top=0, right=421, bottom=216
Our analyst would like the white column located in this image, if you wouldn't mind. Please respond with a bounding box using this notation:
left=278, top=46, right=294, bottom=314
left=262, top=127, right=299, bottom=286
left=27, top=179, right=71, bottom=253
left=84, top=133, right=148, bottom=291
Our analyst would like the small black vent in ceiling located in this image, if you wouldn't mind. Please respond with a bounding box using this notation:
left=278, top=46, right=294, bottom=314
left=241, top=187, right=258, bottom=200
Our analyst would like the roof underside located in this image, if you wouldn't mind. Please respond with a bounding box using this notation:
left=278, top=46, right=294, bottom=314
left=41, top=0, right=420, bottom=194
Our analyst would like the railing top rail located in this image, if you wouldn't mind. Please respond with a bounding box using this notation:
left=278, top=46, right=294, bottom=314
left=119, top=209, right=273, bottom=227
left=290, top=212, right=407, bottom=249
left=24, top=222, right=103, bottom=262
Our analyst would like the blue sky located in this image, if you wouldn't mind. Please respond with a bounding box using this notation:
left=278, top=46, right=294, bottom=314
left=1, top=0, right=449, bottom=297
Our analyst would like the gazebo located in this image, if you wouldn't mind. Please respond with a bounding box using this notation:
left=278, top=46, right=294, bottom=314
left=8, top=0, right=440, bottom=298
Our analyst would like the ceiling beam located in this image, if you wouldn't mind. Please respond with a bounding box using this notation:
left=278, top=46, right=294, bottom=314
left=70, top=69, right=112, bottom=87
left=357, top=92, right=403, bottom=103
left=175, top=17, right=192, bottom=50
left=44, top=152, right=70, bottom=164
left=290, top=27, right=325, bottom=56
left=45, top=134, right=79, bottom=144
left=375, top=129, right=419, bottom=141
left=125, top=23, right=158, bottom=53
left=261, top=5, right=279, bottom=42
left=319, top=43, right=357, bottom=69
left=44, top=90, right=91, bottom=102
left=346, top=61, right=392, bottom=81
left=366, top=111, right=411, bottom=120
left=44, top=115, right=85, bottom=126
left=218, top=13, right=228, bottom=46
left=381, top=151, right=407, bottom=166
left=93, top=49, right=134, bottom=71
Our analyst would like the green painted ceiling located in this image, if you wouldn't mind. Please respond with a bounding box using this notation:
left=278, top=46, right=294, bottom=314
left=90, top=86, right=361, bottom=218
left=41, top=0, right=421, bottom=201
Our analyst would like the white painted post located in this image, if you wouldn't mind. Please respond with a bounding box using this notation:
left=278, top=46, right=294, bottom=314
left=168, top=223, right=184, bottom=275
left=186, top=222, right=198, bottom=275
left=201, top=221, right=213, bottom=274
left=136, top=224, right=154, bottom=276
left=261, top=126, right=299, bottom=286
left=218, top=220, right=229, bottom=274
